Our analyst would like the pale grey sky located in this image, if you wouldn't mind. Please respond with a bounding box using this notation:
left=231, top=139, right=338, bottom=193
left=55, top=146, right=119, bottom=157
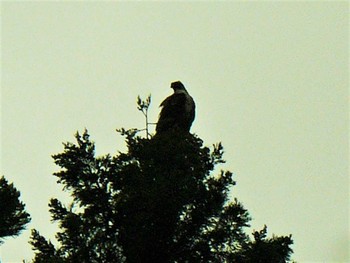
left=1, top=2, right=349, bottom=262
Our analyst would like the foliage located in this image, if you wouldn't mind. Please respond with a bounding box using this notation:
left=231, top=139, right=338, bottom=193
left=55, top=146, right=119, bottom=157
left=30, top=129, right=293, bottom=262
left=30, top=96, right=293, bottom=262
left=0, top=175, right=31, bottom=245
left=137, top=94, right=152, bottom=139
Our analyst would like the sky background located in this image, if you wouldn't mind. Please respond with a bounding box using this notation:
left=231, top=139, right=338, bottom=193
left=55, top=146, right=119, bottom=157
left=1, top=2, right=349, bottom=262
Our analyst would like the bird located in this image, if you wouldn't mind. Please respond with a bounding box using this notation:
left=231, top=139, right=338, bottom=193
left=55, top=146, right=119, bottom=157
left=156, top=81, right=195, bottom=134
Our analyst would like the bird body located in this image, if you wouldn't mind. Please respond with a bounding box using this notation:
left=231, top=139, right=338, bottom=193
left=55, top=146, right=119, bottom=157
left=156, top=81, right=195, bottom=134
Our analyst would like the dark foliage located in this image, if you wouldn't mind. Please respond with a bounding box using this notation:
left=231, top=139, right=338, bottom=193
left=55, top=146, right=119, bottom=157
left=0, top=175, right=31, bottom=244
left=30, top=128, right=293, bottom=262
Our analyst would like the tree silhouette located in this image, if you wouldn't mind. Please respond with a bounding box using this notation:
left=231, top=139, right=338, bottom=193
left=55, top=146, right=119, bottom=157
left=30, top=97, right=293, bottom=262
left=0, top=175, right=31, bottom=245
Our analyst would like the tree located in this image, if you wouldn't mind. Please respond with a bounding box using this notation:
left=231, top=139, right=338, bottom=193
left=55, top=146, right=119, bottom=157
left=0, top=175, right=31, bottom=245
left=30, top=97, right=293, bottom=263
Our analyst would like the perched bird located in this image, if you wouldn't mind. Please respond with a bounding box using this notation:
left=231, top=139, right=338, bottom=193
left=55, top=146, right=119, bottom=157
left=156, top=81, right=195, bottom=134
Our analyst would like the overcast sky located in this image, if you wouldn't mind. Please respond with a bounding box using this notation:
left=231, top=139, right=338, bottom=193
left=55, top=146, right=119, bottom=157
left=1, top=2, right=348, bottom=263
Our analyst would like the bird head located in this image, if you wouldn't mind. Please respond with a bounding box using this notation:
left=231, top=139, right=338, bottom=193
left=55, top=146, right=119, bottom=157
left=171, top=81, right=187, bottom=94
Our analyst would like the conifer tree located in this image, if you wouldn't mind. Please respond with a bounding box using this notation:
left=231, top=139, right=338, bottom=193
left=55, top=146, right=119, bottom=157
left=0, top=175, right=31, bottom=245
left=30, top=97, right=293, bottom=262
